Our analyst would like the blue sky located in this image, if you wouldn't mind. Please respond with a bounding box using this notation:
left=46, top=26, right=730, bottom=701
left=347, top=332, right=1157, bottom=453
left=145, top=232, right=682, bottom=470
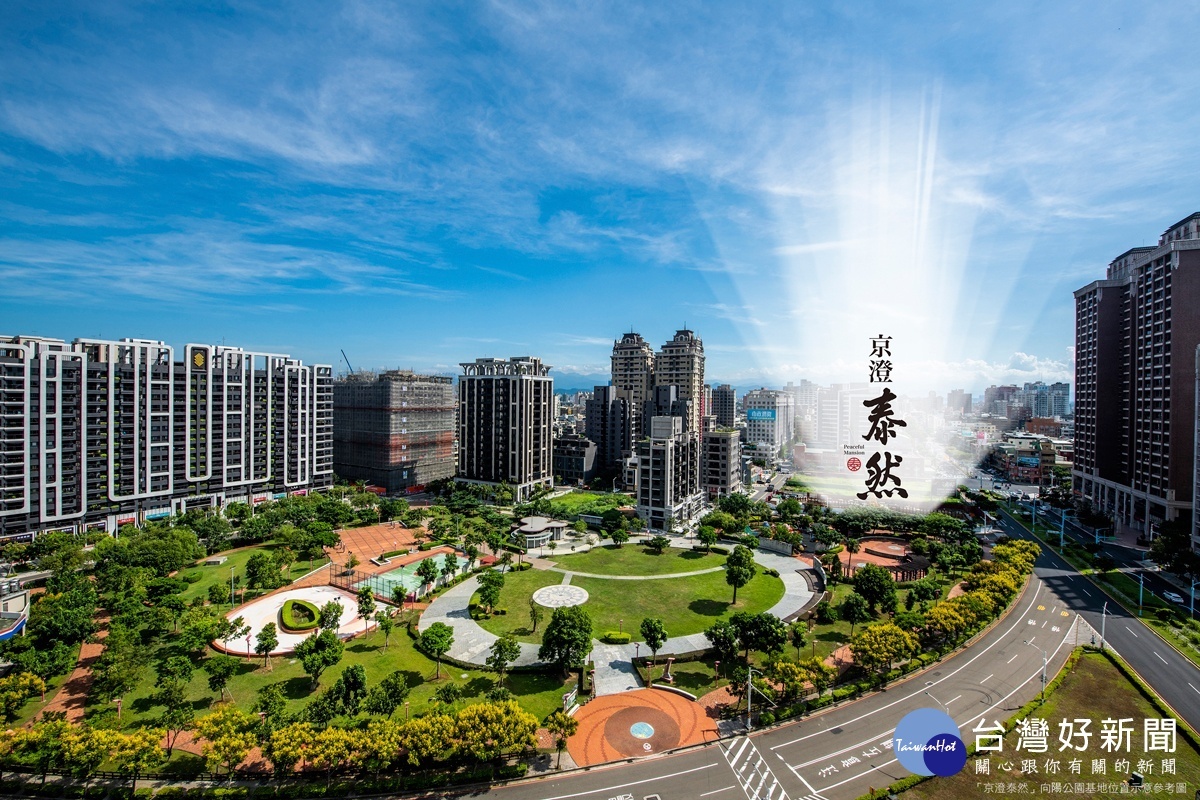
left=2, top=2, right=1199, bottom=393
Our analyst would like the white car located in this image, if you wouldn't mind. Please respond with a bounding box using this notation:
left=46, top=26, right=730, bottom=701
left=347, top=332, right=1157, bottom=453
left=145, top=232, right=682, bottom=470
left=1162, top=591, right=1186, bottom=606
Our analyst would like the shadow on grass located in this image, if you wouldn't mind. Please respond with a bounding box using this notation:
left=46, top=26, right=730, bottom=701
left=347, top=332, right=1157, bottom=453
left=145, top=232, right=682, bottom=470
left=679, top=550, right=707, bottom=561
left=815, top=630, right=844, bottom=644
left=689, top=599, right=732, bottom=617
left=281, top=675, right=316, bottom=700
left=462, top=677, right=494, bottom=697
left=159, top=753, right=207, bottom=778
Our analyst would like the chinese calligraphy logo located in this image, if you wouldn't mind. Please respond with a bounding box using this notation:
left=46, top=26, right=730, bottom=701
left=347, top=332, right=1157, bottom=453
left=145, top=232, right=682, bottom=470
left=894, top=708, right=967, bottom=777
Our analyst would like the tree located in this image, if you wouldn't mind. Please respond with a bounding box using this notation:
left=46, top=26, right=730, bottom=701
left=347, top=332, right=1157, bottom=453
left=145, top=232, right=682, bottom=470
left=255, top=622, right=279, bottom=668
left=487, top=634, right=521, bottom=686
left=294, top=629, right=345, bottom=687
left=539, top=605, right=593, bottom=676
left=839, top=593, right=872, bottom=637
left=843, top=537, right=860, bottom=572
left=364, top=670, right=411, bottom=717
left=108, top=727, right=165, bottom=787
left=416, top=557, right=440, bottom=592
left=639, top=618, right=667, bottom=667
left=529, top=598, right=545, bottom=633
left=477, top=569, right=506, bottom=614
left=850, top=623, right=919, bottom=678
left=309, top=725, right=357, bottom=784
left=725, top=545, right=757, bottom=604
left=0, top=672, right=44, bottom=722
left=151, top=683, right=194, bottom=758
left=318, top=600, right=344, bottom=632
left=698, top=526, right=718, bottom=553
left=610, top=528, right=631, bottom=547
left=203, top=654, right=239, bottom=702
left=244, top=550, right=284, bottom=591
left=266, top=722, right=314, bottom=775
left=777, top=498, right=802, bottom=523
left=346, top=552, right=361, bottom=572
left=254, top=682, right=289, bottom=732
left=209, top=582, right=230, bottom=607
left=419, top=622, right=455, bottom=679
left=356, top=586, right=376, bottom=635
left=789, top=621, right=808, bottom=661
left=454, top=699, right=538, bottom=761
left=440, top=554, right=459, bottom=584
left=545, top=710, right=579, bottom=769
left=909, top=576, right=941, bottom=604
left=853, top=563, right=896, bottom=613
left=375, top=610, right=395, bottom=650
left=923, top=603, right=968, bottom=646
left=646, top=535, right=671, bottom=555
left=195, top=706, right=258, bottom=775
left=730, top=611, right=787, bottom=660
left=433, top=682, right=463, bottom=708
left=704, top=619, right=740, bottom=665
left=398, top=711, right=457, bottom=766
left=91, top=624, right=146, bottom=702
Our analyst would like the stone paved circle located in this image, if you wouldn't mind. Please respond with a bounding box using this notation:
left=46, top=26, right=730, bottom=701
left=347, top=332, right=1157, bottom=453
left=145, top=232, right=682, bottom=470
left=532, top=584, right=589, bottom=608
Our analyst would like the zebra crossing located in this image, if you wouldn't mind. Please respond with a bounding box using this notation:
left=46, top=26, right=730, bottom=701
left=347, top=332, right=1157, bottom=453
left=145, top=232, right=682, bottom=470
left=720, top=735, right=798, bottom=800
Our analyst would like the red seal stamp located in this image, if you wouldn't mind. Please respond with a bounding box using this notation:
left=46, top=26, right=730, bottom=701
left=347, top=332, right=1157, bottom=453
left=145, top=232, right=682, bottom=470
left=847, top=457, right=862, bottom=472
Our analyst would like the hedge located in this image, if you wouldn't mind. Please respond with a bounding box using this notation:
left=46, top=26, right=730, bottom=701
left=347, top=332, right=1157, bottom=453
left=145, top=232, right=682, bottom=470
left=380, top=548, right=409, bottom=559
left=602, top=631, right=632, bottom=644
left=280, top=598, right=320, bottom=632
left=709, top=545, right=730, bottom=555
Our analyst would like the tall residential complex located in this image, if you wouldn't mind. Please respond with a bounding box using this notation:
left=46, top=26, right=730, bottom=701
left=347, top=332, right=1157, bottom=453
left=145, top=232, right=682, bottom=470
left=610, top=332, right=655, bottom=441
left=712, top=384, right=736, bottom=428
left=743, top=388, right=796, bottom=454
left=1073, top=212, right=1200, bottom=546
left=654, top=329, right=706, bottom=437
left=0, top=335, right=332, bottom=540
left=457, top=356, right=553, bottom=502
left=333, top=370, right=455, bottom=494
left=584, top=385, right=631, bottom=478
left=702, top=428, right=742, bottom=499
left=636, top=415, right=701, bottom=531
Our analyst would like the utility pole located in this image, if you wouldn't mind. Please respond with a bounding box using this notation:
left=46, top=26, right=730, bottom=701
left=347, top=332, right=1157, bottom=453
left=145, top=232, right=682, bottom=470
left=1024, top=640, right=1047, bottom=702
left=1100, top=601, right=1108, bottom=650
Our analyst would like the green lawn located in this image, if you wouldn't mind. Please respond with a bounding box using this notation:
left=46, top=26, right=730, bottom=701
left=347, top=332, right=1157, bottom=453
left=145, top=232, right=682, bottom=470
left=550, top=544, right=726, bottom=576
left=177, top=544, right=330, bottom=606
left=476, top=566, right=785, bottom=644
left=546, top=490, right=628, bottom=516
left=86, top=618, right=573, bottom=740
left=901, top=650, right=1200, bottom=800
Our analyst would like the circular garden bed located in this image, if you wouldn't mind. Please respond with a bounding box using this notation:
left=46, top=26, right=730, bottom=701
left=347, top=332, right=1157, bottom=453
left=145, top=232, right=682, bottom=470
left=280, top=598, right=320, bottom=632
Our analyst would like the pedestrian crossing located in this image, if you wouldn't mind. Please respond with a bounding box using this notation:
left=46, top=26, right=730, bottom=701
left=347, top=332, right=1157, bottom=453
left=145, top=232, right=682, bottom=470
left=720, top=736, right=798, bottom=800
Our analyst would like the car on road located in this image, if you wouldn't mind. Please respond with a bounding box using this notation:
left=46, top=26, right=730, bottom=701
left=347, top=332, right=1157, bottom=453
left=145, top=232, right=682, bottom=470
left=1163, top=591, right=1186, bottom=606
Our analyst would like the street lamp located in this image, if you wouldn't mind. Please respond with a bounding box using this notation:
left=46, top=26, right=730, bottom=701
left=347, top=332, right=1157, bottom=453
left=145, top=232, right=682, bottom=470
left=923, top=685, right=949, bottom=716
left=1024, top=640, right=1047, bottom=703
left=746, top=665, right=762, bottom=733
left=1138, top=573, right=1145, bottom=616
left=1100, top=601, right=1109, bottom=650
left=229, top=566, right=236, bottom=607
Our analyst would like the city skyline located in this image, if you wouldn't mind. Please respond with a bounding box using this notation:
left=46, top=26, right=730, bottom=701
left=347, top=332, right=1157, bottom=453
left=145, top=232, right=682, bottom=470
left=5, top=4, right=1200, bottom=392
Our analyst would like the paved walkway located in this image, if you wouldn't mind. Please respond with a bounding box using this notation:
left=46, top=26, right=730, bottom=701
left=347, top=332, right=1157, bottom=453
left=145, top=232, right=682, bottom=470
left=419, top=544, right=816, bottom=689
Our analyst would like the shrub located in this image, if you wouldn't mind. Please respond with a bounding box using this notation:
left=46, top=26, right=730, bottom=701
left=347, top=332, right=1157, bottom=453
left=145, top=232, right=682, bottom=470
left=763, top=567, right=780, bottom=578
left=380, top=548, right=409, bottom=559
left=814, top=599, right=836, bottom=623
left=514, top=561, right=533, bottom=571
left=418, top=542, right=436, bottom=551
left=180, top=571, right=202, bottom=583
left=758, top=711, right=776, bottom=726
left=710, top=546, right=730, bottom=555
left=280, top=598, right=320, bottom=632
left=602, top=631, right=632, bottom=644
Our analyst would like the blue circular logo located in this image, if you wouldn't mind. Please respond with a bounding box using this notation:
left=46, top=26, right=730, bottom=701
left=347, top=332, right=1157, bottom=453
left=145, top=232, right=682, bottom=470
left=629, top=722, right=655, bottom=740
left=893, top=708, right=966, bottom=777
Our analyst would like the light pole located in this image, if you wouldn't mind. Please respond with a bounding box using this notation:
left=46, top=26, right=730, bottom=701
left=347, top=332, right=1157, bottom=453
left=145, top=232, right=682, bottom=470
left=1100, top=601, right=1109, bottom=650
left=229, top=566, right=235, bottom=607
left=1190, top=578, right=1197, bottom=619
left=1024, top=640, right=1047, bottom=703
left=745, top=665, right=761, bottom=733
left=923, top=684, right=949, bottom=716
left=1138, top=573, right=1144, bottom=616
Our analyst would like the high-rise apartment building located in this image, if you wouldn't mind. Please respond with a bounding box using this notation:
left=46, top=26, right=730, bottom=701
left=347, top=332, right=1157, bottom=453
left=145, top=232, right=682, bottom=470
left=1074, top=212, right=1200, bottom=546
left=743, top=388, right=796, bottom=454
left=553, top=427, right=597, bottom=485
left=333, top=370, right=455, bottom=494
left=636, top=415, right=701, bottom=531
left=0, top=336, right=332, bottom=540
left=702, top=429, right=742, bottom=499
left=946, top=389, right=970, bottom=417
left=457, top=356, right=553, bottom=502
left=611, top=332, right=655, bottom=441
left=713, top=384, right=736, bottom=428
left=654, top=329, right=705, bottom=437
left=585, top=385, right=631, bottom=479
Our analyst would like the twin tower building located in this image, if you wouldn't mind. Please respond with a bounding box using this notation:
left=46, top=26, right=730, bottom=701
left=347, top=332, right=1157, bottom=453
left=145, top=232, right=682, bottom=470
left=0, top=328, right=718, bottom=540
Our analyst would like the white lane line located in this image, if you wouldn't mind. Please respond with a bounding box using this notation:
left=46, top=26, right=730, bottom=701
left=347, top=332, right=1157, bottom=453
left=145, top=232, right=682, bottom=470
left=812, top=620, right=1077, bottom=796
left=947, top=695, right=962, bottom=705
left=1081, top=588, right=1092, bottom=597
left=1027, top=636, right=1036, bottom=645
left=1155, top=652, right=1168, bottom=664
left=981, top=674, right=994, bottom=684
left=1125, top=626, right=1139, bottom=638
left=700, top=787, right=735, bottom=797
left=1189, top=683, right=1200, bottom=696
left=1007, top=654, right=1019, bottom=664
left=1041, top=620, right=1048, bottom=628
left=539, top=763, right=719, bottom=800
left=770, top=579, right=1047, bottom=751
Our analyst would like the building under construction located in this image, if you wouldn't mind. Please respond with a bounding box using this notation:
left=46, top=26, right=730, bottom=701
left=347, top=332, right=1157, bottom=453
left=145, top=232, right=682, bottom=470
left=333, top=370, right=456, bottom=493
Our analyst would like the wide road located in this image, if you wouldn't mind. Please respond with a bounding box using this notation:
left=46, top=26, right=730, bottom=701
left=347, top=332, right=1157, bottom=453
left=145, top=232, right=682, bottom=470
left=466, top=513, right=1198, bottom=800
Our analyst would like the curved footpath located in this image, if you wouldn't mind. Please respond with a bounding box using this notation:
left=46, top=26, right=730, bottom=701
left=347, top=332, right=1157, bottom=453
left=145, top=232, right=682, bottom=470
left=418, top=539, right=815, bottom=694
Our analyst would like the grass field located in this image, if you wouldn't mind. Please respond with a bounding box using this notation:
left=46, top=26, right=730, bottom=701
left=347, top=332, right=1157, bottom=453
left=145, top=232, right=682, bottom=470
left=901, top=650, right=1200, bottom=800
left=476, top=561, right=785, bottom=644
left=546, top=490, right=628, bottom=515
left=177, top=544, right=331, bottom=606
left=550, top=544, right=726, bottom=576
left=84, top=616, right=573, bottom=744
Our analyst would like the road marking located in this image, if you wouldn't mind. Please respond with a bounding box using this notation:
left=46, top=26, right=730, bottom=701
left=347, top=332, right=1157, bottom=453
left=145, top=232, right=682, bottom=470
left=1007, top=654, right=1019, bottom=664
left=1081, top=588, right=1092, bottom=597
left=947, top=695, right=962, bottom=705
left=1155, top=652, right=1168, bottom=664
left=1125, top=626, right=1138, bottom=638
left=537, top=763, right=719, bottom=800
left=771, top=579, right=1048, bottom=751
left=1026, top=636, right=1035, bottom=645
left=722, top=736, right=789, bottom=800
left=1189, top=683, right=1200, bottom=696
left=699, top=787, right=735, bottom=797
left=981, top=674, right=993, bottom=684
left=1041, top=620, right=1048, bottom=628
left=779, top=754, right=821, bottom=797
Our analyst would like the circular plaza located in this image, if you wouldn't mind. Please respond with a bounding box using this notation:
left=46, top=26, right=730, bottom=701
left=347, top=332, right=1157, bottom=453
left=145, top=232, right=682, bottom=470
left=216, top=585, right=365, bottom=656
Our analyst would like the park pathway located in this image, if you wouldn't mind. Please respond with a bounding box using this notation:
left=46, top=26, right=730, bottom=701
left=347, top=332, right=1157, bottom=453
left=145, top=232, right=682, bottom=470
left=419, top=544, right=817, bottom=693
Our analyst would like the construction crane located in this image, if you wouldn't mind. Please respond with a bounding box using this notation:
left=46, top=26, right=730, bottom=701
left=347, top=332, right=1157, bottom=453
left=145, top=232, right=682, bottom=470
left=340, top=349, right=355, bottom=374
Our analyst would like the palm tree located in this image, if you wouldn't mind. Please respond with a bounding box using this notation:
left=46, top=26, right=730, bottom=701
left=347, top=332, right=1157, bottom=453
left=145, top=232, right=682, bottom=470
left=844, top=537, right=860, bottom=574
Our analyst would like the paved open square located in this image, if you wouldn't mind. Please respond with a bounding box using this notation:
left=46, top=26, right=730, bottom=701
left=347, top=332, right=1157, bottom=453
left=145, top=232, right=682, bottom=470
left=531, top=584, right=589, bottom=608
left=566, top=688, right=718, bottom=767
left=216, top=585, right=365, bottom=656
